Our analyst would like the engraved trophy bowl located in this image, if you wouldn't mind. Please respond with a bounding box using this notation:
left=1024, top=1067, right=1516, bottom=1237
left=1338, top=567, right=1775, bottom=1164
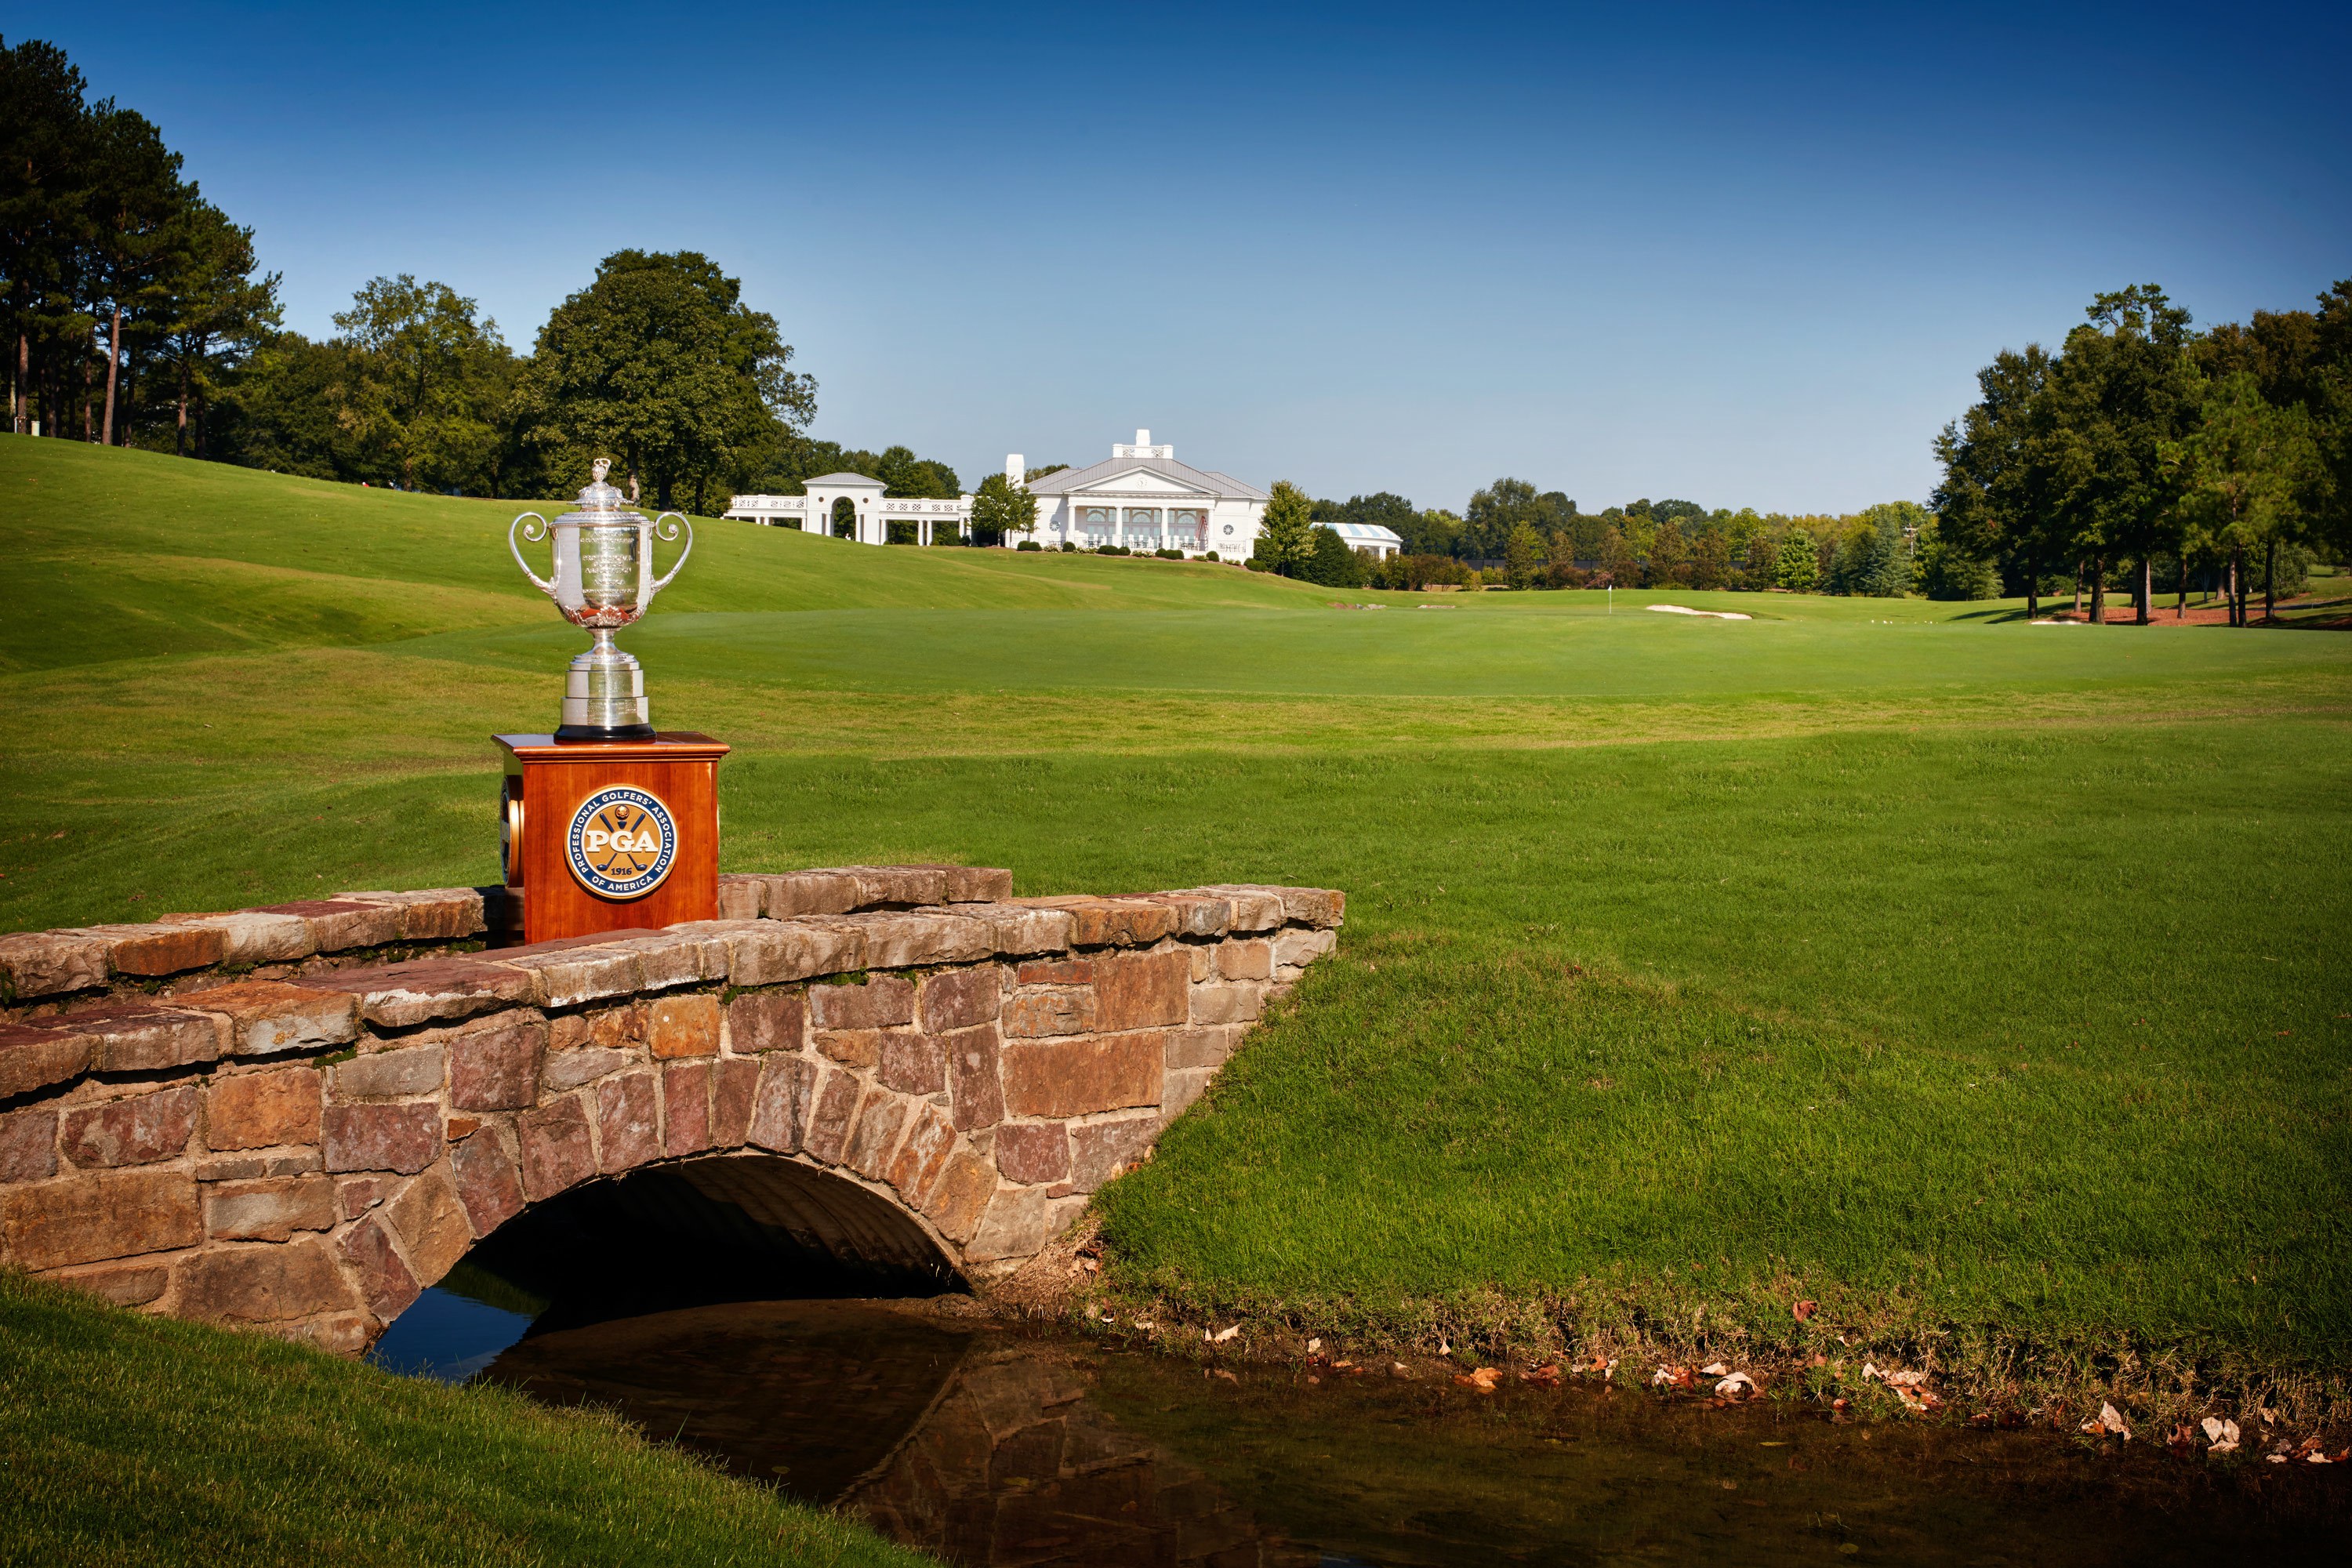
left=510, top=459, right=692, bottom=742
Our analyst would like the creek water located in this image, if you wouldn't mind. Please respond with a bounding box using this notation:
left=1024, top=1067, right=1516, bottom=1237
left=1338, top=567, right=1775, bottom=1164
left=372, top=1282, right=2340, bottom=1566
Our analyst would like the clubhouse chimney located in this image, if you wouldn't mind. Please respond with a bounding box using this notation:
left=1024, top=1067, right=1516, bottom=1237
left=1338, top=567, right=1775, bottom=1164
left=1006, top=453, right=1025, bottom=487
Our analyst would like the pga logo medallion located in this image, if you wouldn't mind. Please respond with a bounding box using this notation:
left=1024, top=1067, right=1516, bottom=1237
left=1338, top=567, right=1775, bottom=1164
left=564, top=786, right=678, bottom=900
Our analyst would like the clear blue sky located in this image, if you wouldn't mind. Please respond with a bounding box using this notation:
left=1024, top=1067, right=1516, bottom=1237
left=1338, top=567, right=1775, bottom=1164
left=18, top=1, right=2349, bottom=513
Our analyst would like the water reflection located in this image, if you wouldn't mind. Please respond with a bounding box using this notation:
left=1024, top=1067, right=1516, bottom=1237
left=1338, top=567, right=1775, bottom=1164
left=454, top=1297, right=2339, bottom=1566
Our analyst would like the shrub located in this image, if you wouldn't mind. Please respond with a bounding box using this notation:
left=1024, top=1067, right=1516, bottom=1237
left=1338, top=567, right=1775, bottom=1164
left=1245, top=557, right=1269, bottom=572
left=1060, top=541, right=1077, bottom=552
left=1204, top=550, right=1219, bottom=562
left=1015, top=539, right=1042, bottom=552
left=1302, top=526, right=1368, bottom=586
left=1155, top=547, right=1184, bottom=560
left=1096, top=544, right=1129, bottom=556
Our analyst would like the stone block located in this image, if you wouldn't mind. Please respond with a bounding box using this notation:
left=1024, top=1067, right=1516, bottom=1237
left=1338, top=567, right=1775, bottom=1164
left=0, top=1167, right=200, bottom=1271
left=0, top=1109, right=57, bottom=1183
left=920, top=966, right=1001, bottom=1034
left=661, top=1060, right=712, bottom=1156
left=944, top=1023, right=1005, bottom=1132
left=931, top=865, right=1015, bottom=903
left=717, top=918, right=866, bottom=986
left=1069, top=1113, right=1160, bottom=1191
left=844, top=1091, right=909, bottom=1181
left=760, top=870, right=868, bottom=917
left=648, top=994, right=720, bottom=1059
left=157, top=909, right=316, bottom=965
left=330, top=1044, right=445, bottom=1102
left=60, top=1087, right=198, bottom=1168
left=176, top=1236, right=358, bottom=1323
left=712, top=1058, right=762, bottom=1146
left=541, top=1046, right=631, bottom=1094
left=297, top=956, right=535, bottom=1030
left=800, top=1068, right=862, bottom=1164
left=936, top=902, right=1074, bottom=956
left=1163, top=1025, right=1238, bottom=1071
left=714, top=873, right=768, bottom=920
left=331, top=887, right=486, bottom=941
left=175, top=980, right=361, bottom=1056
left=44, top=1259, right=169, bottom=1306
left=0, top=1018, right=95, bottom=1098
left=495, top=942, right=648, bottom=1009
left=810, top=974, right=915, bottom=1030
left=1008, top=896, right=1174, bottom=949
left=610, top=928, right=731, bottom=991
left=1189, top=981, right=1265, bottom=1026
left=1276, top=926, right=1338, bottom=970
left=207, top=1174, right=336, bottom=1242
left=878, top=1031, right=946, bottom=1095
left=921, top=1152, right=997, bottom=1245
left=321, top=1103, right=441, bottom=1175
left=1216, top=939, right=1273, bottom=981
left=840, top=865, right=951, bottom=907
left=815, top=1029, right=882, bottom=1069
left=596, top=1073, right=661, bottom=1174
left=337, top=1174, right=397, bottom=1221
left=993, top=1122, right=1069, bottom=1185
left=252, top=898, right=405, bottom=953
left=205, top=1066, right=322, bottom=1152
left=29, top=1004, right=227, bottom=1076
left=448, top=1133, right=524, bottom=1237
left=1001, top=989, right=1095, bottom=1039
left=964, top=1184, right=1051, bottom=1264
left=842, top=911, right=993, bottom=971
left=724, top=987, right=804, bottom=1054
left=338, top=1216, right=419, bottom=1320
left=451, top=1020, right=544, bottom=1109
left=1162, top=1066, right=1217, bottom=1120
left=1094, top=948, right=1189, bottom=1031
left=1178, top=884, right=1286, bottom=932
left=516, top=1094, right=597, bottom=1201
left=384, top=1162, right=471, bottom=1286
left=1118, top=892, right=1233, bottom=938
left=1001, top=1037, right=1162, bottom=1119
left=72, top=921, right=227, bottom=977
left=886, top=1105, right=956, bottom=1203
left=0, top=928, right=111, bottom=998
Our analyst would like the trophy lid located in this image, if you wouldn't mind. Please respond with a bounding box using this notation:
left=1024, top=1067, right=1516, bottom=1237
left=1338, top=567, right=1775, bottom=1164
left=558, top=457, right=643, bottom=524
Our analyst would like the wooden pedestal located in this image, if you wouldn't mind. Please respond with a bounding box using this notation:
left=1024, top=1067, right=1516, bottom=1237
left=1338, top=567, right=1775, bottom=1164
left=495, top=732, right=729, bottom=946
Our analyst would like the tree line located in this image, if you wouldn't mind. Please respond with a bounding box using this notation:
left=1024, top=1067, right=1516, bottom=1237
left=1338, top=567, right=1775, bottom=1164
left=1, top=38, right=976, bottom=515
left=1933, top=282, right=2351, bottom=622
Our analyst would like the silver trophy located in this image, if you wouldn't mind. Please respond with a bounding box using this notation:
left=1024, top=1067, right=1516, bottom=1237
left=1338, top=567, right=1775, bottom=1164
left=510, top=459, right=692, bottom=742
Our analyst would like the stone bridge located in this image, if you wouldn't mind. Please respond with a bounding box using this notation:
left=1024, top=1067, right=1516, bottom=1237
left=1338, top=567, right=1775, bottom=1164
left=0, top=867, right=1340, bottom=1352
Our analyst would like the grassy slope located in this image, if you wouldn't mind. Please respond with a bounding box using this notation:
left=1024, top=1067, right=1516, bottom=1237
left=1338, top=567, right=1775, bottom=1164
left=4, top=436, right=2350, bottom=1409
left=0, top=1272, right=931, bottom=1568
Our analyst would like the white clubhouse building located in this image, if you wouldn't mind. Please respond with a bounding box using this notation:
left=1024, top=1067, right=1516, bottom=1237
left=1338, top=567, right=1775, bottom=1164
left=727, top=430, right=1269, bottom=559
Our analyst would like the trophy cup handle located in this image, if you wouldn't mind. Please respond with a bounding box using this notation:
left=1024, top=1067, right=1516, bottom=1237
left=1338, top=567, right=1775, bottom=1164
left=646, top=513, right=694, bottom=599
left=509, top=513, right=557, bottom=598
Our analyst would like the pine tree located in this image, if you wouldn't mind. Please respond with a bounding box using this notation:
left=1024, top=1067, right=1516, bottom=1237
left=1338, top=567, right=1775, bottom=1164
left=1254, top=480, right=1315, bottom=576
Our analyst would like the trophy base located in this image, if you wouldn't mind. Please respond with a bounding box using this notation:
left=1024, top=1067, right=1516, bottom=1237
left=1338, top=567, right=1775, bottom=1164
left=553, top=721, right=658, bottom=744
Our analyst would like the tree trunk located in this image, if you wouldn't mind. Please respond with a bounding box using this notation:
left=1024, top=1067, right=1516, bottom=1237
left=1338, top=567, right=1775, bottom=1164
left=2228, top=546, right=2244, bottom=626
left=2177, top=551, right=2187, bottom=619
left=2089, top=558, right=2107, bottom=625
left=2026, top=554, right=2039, bottom=620
left=2263, top=539, right=2276, bottom=623
left=2072, top=562, right=2084, bottom=616
left=102, top=305, right=123, bottom=447
left=176, top=353, right=189, bottom=457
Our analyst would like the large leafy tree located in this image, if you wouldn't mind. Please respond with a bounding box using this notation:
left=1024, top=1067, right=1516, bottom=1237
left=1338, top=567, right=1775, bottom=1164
left=514, top=250, right=814, bottom=510
left=152, top=198, right=277, bottom=456
left=2166, top=372, right=2321, bottom=623
left=82, top=102, right=185, bottom=447
left=1933, top=343, right=2074, bottom=616
left=1464, top=477, right=1576, bottom=560
left=0, top=37, right=91, bottom=437
left=330, top=274, right=511, bottom=492
left=968, top=470, right=1035, bottom=546
left=1253, top=481, right=1316, bottom=575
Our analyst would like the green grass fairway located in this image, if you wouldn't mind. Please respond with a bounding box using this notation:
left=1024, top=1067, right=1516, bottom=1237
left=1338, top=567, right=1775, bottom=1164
left=0, top=1272, right=931, bottom=1567
left=5, top=436, right=2350, bottom=1407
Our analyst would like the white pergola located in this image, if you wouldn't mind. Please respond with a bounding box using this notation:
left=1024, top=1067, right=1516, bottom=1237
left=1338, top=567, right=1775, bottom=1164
left=725, top=472, right=973, bottom=546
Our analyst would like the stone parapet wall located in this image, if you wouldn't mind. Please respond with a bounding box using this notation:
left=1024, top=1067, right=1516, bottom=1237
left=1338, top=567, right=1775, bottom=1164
left=0, top=868, right=1341, bottom=1354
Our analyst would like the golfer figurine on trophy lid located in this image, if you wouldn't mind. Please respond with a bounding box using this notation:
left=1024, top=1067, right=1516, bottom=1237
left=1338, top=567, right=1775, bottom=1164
left=495, top=459, right=727, bottom=944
